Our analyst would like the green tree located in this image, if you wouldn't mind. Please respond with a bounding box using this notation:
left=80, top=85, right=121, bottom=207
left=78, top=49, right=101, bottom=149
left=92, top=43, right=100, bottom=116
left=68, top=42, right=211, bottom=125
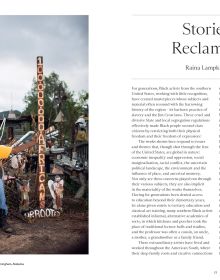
left=23, top=72, right=88, bottom=141
left=78, top=90, right=89, bottom=107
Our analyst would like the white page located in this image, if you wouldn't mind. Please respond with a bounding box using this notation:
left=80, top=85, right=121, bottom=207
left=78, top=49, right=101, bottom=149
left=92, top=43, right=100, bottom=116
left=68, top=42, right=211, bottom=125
left=130, top=13, right=220, bottom=280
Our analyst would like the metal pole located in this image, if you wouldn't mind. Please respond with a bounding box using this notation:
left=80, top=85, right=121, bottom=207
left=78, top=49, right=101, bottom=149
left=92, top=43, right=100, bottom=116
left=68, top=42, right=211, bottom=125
left=37, top=56, right=45, bottom=208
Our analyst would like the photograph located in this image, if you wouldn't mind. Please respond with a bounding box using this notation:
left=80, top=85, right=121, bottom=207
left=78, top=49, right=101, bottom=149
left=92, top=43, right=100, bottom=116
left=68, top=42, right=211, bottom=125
left=0, top=15, right=88, bottom=254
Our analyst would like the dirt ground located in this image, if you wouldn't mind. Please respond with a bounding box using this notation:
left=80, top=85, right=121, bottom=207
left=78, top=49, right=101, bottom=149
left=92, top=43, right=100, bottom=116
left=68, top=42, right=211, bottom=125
left=0, top=211, right=88, bottom=254
left=0, top=170, right=88, bottom=254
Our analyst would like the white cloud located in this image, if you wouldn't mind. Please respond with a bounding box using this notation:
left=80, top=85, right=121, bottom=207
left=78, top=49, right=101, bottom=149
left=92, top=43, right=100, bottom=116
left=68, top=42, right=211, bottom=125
left=0, top=15, right=88, bottom=112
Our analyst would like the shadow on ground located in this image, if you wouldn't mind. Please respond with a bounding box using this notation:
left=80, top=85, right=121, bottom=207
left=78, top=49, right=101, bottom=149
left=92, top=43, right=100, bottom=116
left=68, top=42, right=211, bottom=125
left=0, top=212, right=88, bottom=254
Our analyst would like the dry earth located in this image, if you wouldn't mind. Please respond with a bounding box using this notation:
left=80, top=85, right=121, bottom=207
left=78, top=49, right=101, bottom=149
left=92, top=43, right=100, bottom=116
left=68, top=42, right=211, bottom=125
left=0, top=212, right=88, bottom=254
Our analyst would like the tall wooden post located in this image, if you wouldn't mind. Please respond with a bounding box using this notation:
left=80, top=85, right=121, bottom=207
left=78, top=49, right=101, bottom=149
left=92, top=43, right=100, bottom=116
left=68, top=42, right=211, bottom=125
left=37, top=56, right=45, bottom=208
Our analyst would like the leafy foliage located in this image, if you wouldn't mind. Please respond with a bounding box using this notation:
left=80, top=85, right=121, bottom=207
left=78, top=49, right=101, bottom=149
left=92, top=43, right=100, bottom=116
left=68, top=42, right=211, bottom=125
left=23, top=72, right=88, bottom=141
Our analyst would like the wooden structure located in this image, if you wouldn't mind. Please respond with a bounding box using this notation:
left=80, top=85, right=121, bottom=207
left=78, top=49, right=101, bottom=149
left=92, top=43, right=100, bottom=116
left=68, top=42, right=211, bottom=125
left=37, top=56, right=46, bottom=209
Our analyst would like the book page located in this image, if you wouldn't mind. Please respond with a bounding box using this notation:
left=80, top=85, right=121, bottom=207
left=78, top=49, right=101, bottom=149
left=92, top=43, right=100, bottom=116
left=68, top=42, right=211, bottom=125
left=0, top=1, right=219, bottom=280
